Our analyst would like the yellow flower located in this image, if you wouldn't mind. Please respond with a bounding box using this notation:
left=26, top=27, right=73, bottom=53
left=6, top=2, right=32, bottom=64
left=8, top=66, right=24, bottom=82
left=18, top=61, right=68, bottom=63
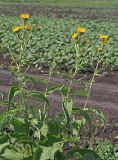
left=71, top=33, right=78, bottom=40
left=77, top=27, right=86, bottom=34
left=12, top=26, right=21, bottom=33
left=25, top=25, right=32, bottom=30
left=12, top=25, right=32, bottom=33
left=21, top=25, right=32, bottom=31
left=99, top=35, right=109, bottom=43
left=20, top=13, right=30, bottom=21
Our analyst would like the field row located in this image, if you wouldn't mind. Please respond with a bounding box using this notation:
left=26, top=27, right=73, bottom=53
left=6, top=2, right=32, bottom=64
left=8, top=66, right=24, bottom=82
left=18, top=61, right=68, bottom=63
left=1, top=0, right=118, bottom=8
left=0, top=16, right=118, bottom=70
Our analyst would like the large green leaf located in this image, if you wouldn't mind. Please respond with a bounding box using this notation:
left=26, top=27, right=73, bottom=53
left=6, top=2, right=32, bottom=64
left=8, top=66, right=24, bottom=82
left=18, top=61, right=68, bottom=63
left=25, top=75, right=46, bottom=86
left=41, top=135, right=62, bottom=146
left=72, top=108, right=92, bottom=130
left=62, top=98, right=73, bottom=124
left=33, top=147, right=43, bottom=160
left=65, top=149, right=81, bottom=160
left=65, top=149, right=101, bottom=160
left=46, top=85, right=62, bottom=96
left=39, top=142, right=63, bottom=160
left=48, top=119, right=61, bottom=135
left=78, top=149, right=102, bottom=160
left=60, top=86, right=69, bottom=98
left=84, top=108, right=106, bottom=123
left=40, top=123, right=48, bottom=137
left=0, top=149, right=24, bottom=160
left=8, top=86, right=21, bottom=110
left=0, top=135, right=9, bottom=145
left=27, top=92, right=49, bottom=106
left=0, top=109, right=21, bottom=128
left=10, top=117, right=26, bottom=133
left=23, top=156, right=33, bottom=160
left=0, top=143, right=10, bottom=155
left=0, top=135, right=10, bottom=155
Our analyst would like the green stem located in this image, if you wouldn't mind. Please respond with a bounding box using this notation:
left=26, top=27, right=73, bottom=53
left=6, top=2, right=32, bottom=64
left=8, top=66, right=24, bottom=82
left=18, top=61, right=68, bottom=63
left=84, top=49, right=106, bottom=109
left=67, top=43, right=80, bottom=98
left=84, top=60, right=99, bottom=109
left=43, top=60, right=55, bottom=113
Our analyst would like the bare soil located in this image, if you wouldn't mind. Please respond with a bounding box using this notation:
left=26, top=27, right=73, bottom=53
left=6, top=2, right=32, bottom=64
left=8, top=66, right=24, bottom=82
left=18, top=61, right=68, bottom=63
left=0, top=66, right=118, bottom=143
left=0, top=4, right=118, bottom=21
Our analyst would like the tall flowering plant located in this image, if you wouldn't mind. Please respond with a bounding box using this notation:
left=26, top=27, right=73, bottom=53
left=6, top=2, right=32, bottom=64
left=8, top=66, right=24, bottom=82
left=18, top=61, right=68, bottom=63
left=0, top=16, right=109, bottom=160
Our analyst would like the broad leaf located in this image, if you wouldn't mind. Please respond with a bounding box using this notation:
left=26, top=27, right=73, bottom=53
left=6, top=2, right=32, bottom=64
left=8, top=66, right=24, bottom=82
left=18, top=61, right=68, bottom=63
left=60, top=86, right=69, bottom=98
left=27, top=92, right=49, bottom=106
left=8, top=86, right=21, bottom=110
left=33, top=147, right=43, bottom=160
left=48, top=119, right=61, bottom=135
left=78, top=149, right=102, bottom=160
left=0, top=109, right=21, bottom=128
left=65, top=149, right=101, bottom=160
left=40, top=142, right=63, bottom=160
left=62, top=98, right=73, bottom=124
left=46, top=85, right=62, bottom=96
left=40, top=123, right=48, bottom=137
left=84, top=108, right=106, bottom=123
left=0, top=135, right=9, bottom=144
left=10, top=117, right=26, bottom=133
left=0, top=149, right=24, bottom=160
left=25, top=75, right=46, bottom=86
left=73, top=108, right=92, bottom=130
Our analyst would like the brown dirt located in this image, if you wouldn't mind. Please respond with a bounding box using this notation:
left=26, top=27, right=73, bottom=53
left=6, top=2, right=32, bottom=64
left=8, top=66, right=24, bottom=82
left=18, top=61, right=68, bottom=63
left=0, top=4, right=118, bottom=21
left=0, top=68, right=118, bottom=143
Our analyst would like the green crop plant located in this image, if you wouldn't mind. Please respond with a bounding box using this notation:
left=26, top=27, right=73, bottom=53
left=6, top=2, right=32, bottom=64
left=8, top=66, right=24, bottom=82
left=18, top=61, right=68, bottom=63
left=0, top=14, right=116, bottom=160
left=0, top=16, right=118, bottom=71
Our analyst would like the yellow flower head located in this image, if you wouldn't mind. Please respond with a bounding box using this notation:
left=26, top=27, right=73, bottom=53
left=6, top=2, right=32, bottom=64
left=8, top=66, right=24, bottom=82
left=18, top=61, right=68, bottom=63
left=20, top=13, right=30, bottom=21
left=71, top=33, right=78, bottom=40
left=12, top=26, right=21, bottom=33
left=25, top=25, right=32, bottom=30
left=77, top=27, right=86, bottom=34
left=21, top=25, right=32, bottom=31
left=99, top=35, right=109, bottom=44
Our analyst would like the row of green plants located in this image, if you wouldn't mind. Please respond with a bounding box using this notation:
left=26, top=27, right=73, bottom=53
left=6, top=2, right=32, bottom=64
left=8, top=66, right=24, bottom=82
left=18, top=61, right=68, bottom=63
left=0, top=14, right=118, bottom=160
left=0, top=0, right=118, bottom=8
left=0, top=15, right=118, bottom=70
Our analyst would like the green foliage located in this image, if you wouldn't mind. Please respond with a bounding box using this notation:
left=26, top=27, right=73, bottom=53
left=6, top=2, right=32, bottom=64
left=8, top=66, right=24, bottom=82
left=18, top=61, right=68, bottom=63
left=0, top=0, right=118, bottom=8
left=0, top=14, right=115, bottom=160
left=8, top=86, right=22, bottom=110
left=94, top=141, right=118, bottom=160
left=0, top=16, right=118, bottom=70
left=65, top=148, right=102, bottom=160
left=62, top=98, right=73, bottom=124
